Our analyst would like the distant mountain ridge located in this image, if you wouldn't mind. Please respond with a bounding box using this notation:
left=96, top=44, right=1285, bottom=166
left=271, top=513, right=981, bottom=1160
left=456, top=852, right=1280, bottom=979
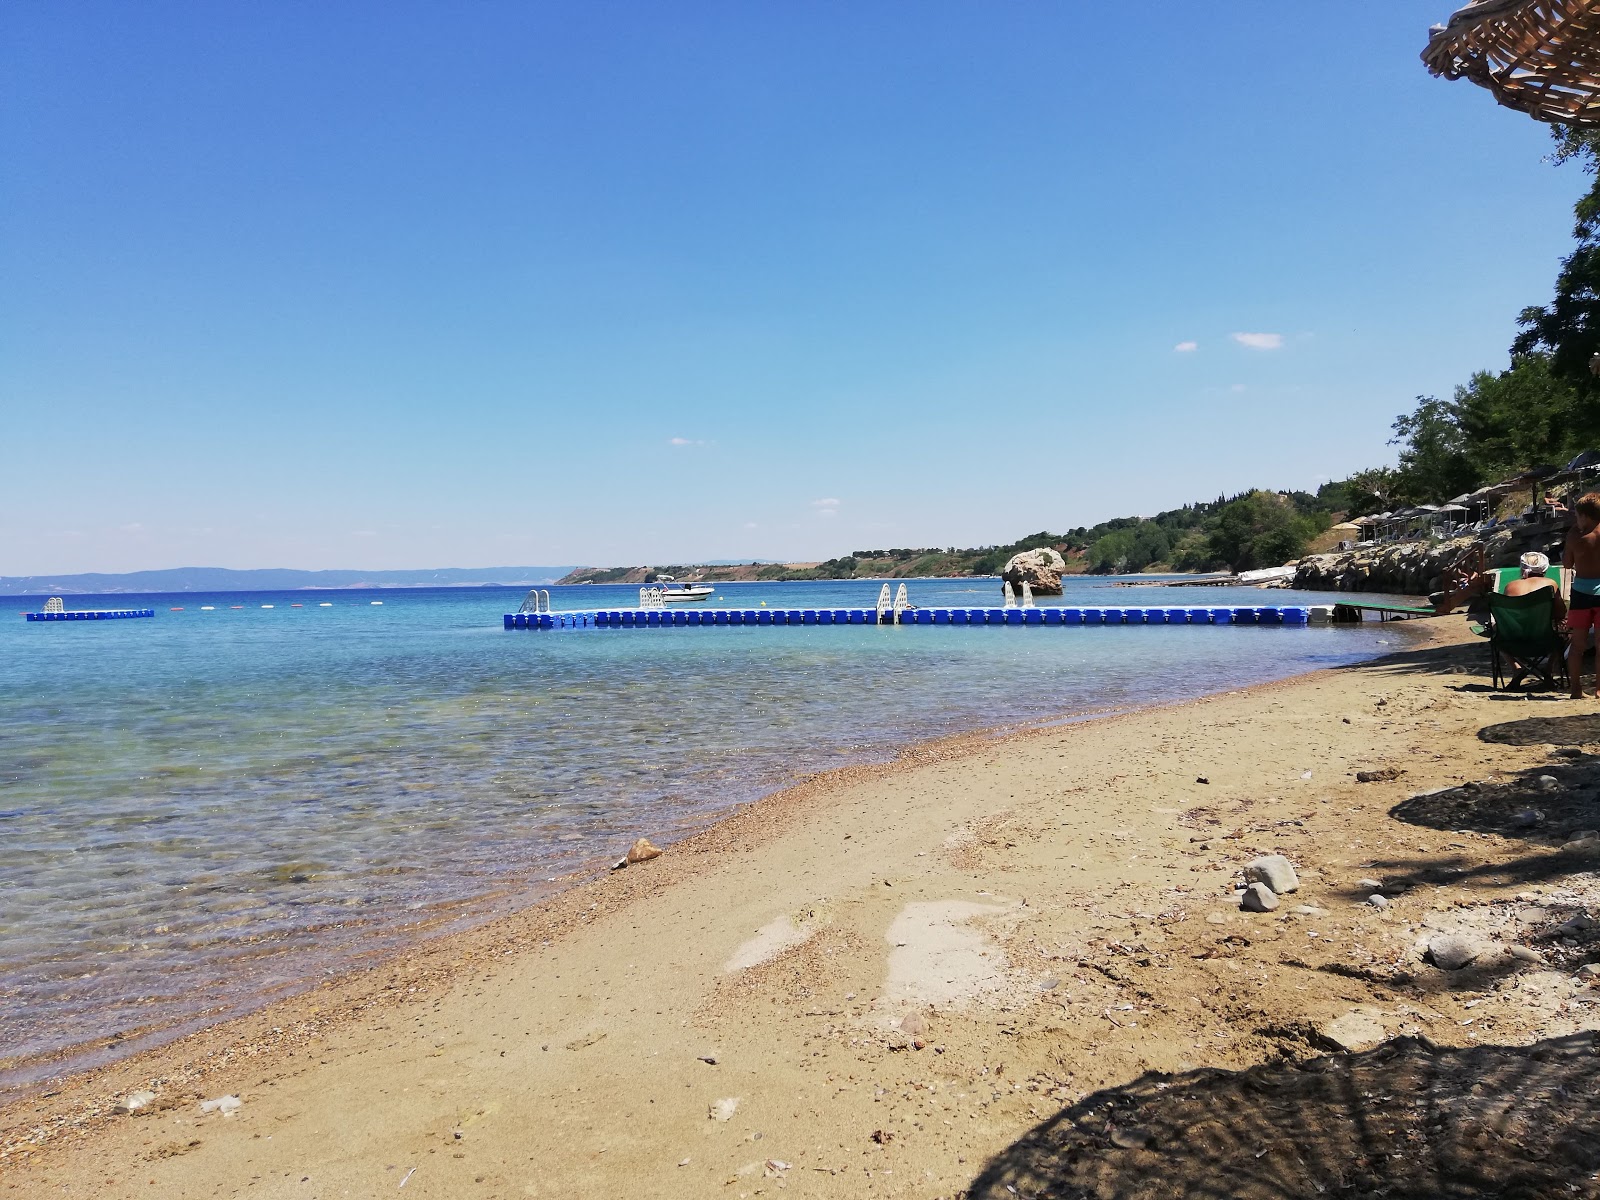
left=0, top=566, right=575, bottom=595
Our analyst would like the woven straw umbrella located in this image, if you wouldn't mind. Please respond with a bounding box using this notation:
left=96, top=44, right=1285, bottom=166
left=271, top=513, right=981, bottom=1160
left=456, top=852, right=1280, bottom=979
left=1424, top=0, right=1600, bottom=124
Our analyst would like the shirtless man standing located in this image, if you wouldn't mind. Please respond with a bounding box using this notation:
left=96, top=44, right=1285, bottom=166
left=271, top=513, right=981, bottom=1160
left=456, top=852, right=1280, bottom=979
left=1564, top=493, right=1600, bottom=698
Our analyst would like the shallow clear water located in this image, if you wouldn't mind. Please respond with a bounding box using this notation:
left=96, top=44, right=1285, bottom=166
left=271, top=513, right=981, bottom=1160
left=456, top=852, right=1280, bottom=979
left=0, top=577, right=1414, bottom=1090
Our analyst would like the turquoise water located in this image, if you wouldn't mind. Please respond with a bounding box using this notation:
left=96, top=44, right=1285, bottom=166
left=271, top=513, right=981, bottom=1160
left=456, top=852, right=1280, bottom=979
left=0, top=577, right=1413, bottom=1091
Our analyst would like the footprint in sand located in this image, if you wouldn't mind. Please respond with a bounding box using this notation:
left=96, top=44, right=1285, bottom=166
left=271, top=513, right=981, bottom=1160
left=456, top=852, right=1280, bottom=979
left=880, top=899, right=1015, bottom=1008
left=723, top=907, right=827, bottom=972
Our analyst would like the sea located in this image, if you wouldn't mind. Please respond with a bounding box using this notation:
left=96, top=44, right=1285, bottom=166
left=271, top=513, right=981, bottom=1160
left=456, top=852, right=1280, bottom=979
left=0, top=576, right=1418, bottom=1094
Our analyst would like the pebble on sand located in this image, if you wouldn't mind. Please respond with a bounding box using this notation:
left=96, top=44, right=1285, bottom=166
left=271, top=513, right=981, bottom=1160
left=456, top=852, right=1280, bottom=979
left=709, top=1097, right=740, bottom=1122
left=613, top=837, right=665, bottom=869
left=1244, top=855, right=1299, bottom=895
left=1241, top=882, right=1279, bottom=912
left=1427, top=933, right=1484, bottom=971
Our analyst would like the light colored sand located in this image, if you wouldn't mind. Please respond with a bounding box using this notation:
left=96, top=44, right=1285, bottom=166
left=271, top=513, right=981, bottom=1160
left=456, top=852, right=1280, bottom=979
left=880, top=900, right=1015, bottom=1010
left=7, top=620, right=1600, bottom=1199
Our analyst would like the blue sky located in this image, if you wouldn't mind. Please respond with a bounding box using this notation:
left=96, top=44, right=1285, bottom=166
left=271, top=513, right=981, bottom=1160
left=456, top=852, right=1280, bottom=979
left=1, top=2, right=1589, bottom=572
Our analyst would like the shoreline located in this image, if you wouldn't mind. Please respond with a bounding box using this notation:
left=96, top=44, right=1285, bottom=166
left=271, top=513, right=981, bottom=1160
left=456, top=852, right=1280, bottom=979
left=16, top=614, right=1600, bottom=1196
left=2, top=622, right=1440, bottom=1135
left=0, top=618, right=1414, bottom=1103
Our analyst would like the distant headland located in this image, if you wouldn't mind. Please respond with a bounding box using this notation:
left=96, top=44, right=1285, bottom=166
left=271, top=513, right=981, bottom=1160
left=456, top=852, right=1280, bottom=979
left=0, top=566, right=575, bottom=596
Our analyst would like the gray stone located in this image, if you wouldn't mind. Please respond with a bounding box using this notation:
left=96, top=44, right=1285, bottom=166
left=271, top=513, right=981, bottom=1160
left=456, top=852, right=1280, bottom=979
left=1510, top=809, right=1545, bottom=829
left=1428, top=933, right=1484, bottom=971
left=1568, top=829, right=1600, bottom=843
left=1357, top=877, right=1383, bottom=890
left=1539, top=775, right=1560, bottom=790
left=1241, top=882, right=1279, bottom=913
left=1244, top=855, right=1300, bottom=895
left=1509, top=944, right=1545, bottom=964
left=1108, top=1126, right=1154, bottom=1150
left=1579, top=964, right=1600, bottom=979
left=1367, top=894, right=1390, bottom=911
left=1560, top=838, right=1600, bottom=854
left=1290, top=905, right=1328, bottom=917
left=1206, top=912, right=1228, bottom=925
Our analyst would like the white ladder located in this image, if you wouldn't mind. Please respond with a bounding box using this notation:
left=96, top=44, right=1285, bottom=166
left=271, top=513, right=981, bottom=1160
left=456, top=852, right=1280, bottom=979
left=876, top=583, right=892, bottom=623
left=893, top=583, right=910, bottom=623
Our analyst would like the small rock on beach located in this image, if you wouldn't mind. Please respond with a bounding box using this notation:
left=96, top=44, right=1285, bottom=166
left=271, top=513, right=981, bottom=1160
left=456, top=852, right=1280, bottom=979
left=626, top=838, right=663, bottom=864
left=1427, top=933, right=1484, bottom=971
left=1244, top=855, right=1299, bottom=894
left=1241, top=882, right=1279, bottom=912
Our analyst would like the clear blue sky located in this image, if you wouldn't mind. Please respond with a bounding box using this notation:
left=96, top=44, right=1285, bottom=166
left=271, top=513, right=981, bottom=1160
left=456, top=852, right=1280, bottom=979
left=1, top=2, right=1588, bottom=572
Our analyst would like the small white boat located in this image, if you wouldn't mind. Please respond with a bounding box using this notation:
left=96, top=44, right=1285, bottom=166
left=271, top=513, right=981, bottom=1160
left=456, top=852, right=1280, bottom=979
left=658, top=583, right=714, bottom=603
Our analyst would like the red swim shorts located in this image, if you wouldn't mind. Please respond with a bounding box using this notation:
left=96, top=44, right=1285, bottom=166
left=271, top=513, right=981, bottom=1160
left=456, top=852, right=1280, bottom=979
left=1568, top=605, right=1600, bottom=631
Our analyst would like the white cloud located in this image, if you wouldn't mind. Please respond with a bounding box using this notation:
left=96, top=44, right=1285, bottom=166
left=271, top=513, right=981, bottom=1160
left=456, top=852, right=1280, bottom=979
left=742, top=521, right=758, bottom=529
left=668, top=436, right=707, bottom=447
left=1173, top=341, right=1198, bottom=353
left=1231, top=332, right=1283, bottom=350
left=1230, top=383, right=1246, bottom=393
left=811, top=498, right=840, bottom=508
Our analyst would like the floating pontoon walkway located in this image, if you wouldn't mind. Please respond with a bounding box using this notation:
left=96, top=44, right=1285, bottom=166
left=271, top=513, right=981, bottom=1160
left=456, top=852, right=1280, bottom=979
left=24, top=608, right=156, bottom=622
left=505, top=605, right=1329, bottom=631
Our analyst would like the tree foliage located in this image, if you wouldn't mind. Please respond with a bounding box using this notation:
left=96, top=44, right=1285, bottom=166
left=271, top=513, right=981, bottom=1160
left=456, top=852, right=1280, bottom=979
left=1205, top=492, right=1325, bottom=573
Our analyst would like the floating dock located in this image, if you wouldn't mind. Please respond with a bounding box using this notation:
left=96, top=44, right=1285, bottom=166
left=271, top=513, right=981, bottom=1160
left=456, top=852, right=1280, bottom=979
left=504, top=605, right=1327, bottom=631
left=24, top=608, right=156, bottom=622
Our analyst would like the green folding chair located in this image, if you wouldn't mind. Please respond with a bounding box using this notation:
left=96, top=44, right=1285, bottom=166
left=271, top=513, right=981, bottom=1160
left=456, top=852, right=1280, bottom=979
left=1486, top=589, right=1568, bottom=690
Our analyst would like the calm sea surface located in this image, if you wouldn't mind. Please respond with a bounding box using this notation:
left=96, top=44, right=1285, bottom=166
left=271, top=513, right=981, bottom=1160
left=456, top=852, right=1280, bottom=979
left=0, top=577, right=1417, bottom=1091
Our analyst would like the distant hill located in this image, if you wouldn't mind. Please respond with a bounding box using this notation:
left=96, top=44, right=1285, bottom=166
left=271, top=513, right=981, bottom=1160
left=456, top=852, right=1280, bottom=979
left=0, top=566, right=575, bottom=595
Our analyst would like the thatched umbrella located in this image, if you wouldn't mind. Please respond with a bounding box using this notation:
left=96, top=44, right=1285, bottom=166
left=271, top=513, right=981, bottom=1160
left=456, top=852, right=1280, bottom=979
left=1424, top=0, right=1600, bottom=125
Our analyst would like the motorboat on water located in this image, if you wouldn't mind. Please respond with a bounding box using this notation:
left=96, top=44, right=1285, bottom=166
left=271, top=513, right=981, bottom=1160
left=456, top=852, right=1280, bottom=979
left=657, top=582, right=714, bottom=602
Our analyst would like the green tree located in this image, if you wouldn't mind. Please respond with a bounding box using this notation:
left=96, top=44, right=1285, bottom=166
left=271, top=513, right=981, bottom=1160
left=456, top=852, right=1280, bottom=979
left=1510, top=125, right=1600, bottom=446
left=1453, top=353, right=1584, bottom=479
left=1317, top=470, right=1396, bottom=517
left=1086, top=523, right=1171, bottom=574
left=1206, top=491, right=1320, bottom=573
left=1388, top=395, right=1478, bottom=504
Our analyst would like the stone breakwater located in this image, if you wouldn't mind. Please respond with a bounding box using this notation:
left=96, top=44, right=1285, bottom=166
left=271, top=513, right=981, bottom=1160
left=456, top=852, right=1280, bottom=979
left=1294, top=527, right=1553, bottom=595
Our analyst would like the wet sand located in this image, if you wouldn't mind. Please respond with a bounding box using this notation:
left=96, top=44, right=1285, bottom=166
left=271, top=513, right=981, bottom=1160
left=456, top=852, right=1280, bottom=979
left=7, top=619, right=1600, bottom=1198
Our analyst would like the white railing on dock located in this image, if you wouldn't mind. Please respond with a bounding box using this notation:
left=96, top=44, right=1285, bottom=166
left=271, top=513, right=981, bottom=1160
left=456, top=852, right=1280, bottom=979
left=876, top=583, right=892, bottom=622
left=639, top=586, right=665, bottom=609
left=893, top=583, right=910, bottom=622
left=516, top=589, right=551, bottom=615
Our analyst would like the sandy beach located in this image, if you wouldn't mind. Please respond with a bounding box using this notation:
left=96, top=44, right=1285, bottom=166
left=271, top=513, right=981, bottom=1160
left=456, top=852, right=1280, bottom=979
left=6, top=619, right=1600, bottom=1198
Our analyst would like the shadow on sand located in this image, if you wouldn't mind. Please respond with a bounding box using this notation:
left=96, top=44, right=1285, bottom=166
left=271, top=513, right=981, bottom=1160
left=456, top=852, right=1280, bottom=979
left=965, top=1033, right=1600, bottom=1200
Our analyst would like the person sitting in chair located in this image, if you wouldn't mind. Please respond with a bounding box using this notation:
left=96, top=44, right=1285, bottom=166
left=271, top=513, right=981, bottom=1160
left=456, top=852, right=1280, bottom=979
left=1501, top=552, right=1565, bottom=689
left=1505, top=551, right=1560, bottom=604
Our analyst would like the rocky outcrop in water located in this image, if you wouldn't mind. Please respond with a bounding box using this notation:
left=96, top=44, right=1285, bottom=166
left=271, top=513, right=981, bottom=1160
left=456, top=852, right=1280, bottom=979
left=1001, top=548, right=1066, bottom=596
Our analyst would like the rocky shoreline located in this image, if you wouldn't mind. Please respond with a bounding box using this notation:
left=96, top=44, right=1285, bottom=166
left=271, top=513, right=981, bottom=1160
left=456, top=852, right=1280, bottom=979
left=1294, top=520, right=1567, bottom=595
